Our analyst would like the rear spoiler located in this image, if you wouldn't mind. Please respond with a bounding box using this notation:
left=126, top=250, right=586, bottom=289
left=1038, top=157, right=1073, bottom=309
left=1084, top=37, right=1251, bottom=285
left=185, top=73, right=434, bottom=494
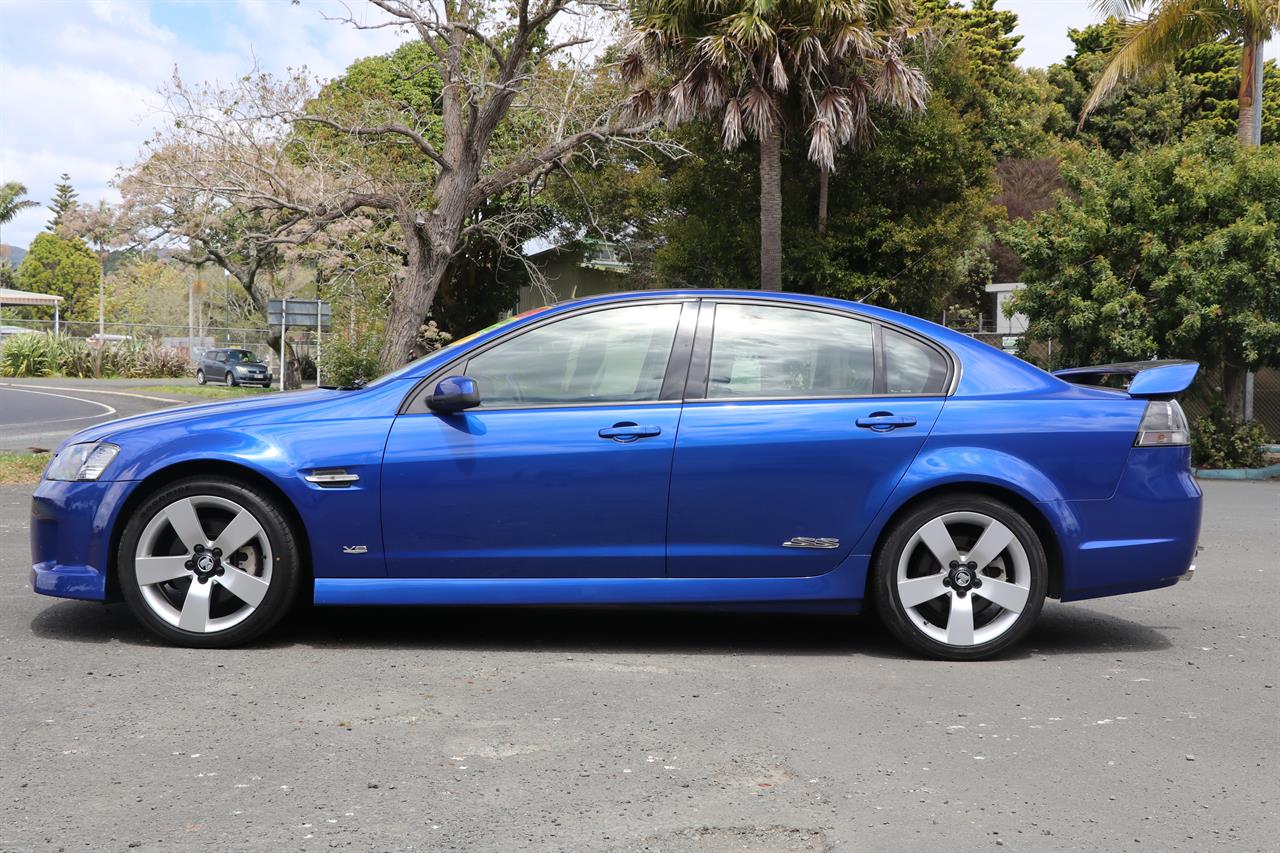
left=1052, top=359, right=1199, bottom=399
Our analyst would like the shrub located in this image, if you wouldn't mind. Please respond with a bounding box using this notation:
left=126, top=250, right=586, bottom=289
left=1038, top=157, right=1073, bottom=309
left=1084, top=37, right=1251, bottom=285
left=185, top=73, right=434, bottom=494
left=48, top=334, right=94, bottom=378
left=90, top=341, right=126, bottom=378
left=319, top=336, right=383, bottom=388
left=126, top=344, right=187, bottom=378
left=1191, top=407, right=1270, bottom=469
left=0, top=333, right=54, bottom=377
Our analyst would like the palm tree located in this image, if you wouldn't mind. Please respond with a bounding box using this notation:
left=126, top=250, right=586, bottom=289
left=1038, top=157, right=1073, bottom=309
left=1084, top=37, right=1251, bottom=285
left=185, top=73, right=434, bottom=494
left=0, top=182, right=39, bottom=247
left=626, top=0, right=928, bottom=290
left=1082, top=1, right=1280, bottom=146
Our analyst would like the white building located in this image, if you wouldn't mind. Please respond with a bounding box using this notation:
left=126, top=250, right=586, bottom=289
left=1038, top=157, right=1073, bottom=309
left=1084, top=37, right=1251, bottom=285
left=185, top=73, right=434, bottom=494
left=984, top=282, right=1029, bottom=335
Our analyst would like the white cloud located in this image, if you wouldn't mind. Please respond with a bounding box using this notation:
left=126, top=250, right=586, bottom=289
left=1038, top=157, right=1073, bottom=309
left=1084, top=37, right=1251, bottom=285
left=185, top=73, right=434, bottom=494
left=0, top=0, right=406, bottom=251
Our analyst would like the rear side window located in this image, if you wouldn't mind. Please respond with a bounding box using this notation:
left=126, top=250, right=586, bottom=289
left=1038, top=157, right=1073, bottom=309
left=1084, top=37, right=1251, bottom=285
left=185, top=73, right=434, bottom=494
left=464, top=303, right=682, bottom=407
left=883, top=328, right=949, bottom=394
left=707, top=304, right=874, bottom=399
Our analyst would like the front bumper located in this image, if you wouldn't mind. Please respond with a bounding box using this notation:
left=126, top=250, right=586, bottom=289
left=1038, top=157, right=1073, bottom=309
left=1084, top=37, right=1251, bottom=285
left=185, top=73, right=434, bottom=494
left=30, top=478, right=133, bottom=602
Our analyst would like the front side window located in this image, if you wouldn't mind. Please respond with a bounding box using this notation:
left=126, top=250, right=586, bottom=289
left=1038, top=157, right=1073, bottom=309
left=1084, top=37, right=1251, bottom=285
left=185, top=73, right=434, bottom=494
left=707, top=304, right=875, bottom=399
left=464, top=303, right=683, bottom=407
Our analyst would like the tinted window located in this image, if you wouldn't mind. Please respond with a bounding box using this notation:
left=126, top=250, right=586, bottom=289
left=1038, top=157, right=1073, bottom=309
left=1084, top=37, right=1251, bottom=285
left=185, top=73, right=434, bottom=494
left=707, top=304, right=874, bottom=399
left=883, top=328, right=949, bottom=394
left=464, top=303, right=682, bottom=407
left=214, top=352, right=227, bottom=363
left=227, top=350, right=255, bottom=363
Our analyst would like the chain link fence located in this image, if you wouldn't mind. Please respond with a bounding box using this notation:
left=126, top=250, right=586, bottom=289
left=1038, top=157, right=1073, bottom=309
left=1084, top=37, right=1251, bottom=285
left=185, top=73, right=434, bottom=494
left=0, top=318, right=327, bottom=375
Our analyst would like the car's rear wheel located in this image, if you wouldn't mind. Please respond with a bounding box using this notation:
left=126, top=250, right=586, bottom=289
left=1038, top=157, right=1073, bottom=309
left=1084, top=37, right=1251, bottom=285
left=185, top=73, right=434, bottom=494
left=117, top=477, right=302, bottom=647
left=195, top=369, right=205, bottom=385
left=872, top=494, right=1047, bottom=661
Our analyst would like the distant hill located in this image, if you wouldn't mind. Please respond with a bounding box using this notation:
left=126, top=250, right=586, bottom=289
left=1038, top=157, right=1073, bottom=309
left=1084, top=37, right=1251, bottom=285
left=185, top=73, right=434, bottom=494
left=0, top=244, right=27, bottom=269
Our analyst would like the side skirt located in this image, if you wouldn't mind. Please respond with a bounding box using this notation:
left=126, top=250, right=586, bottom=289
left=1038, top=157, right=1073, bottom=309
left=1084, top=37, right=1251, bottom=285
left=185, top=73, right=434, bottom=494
left=314, top=555, right=871, bottom=608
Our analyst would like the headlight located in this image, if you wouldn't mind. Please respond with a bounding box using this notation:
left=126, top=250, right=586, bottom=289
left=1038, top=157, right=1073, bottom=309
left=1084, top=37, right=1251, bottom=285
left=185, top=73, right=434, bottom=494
left=45, top=442, right=121, bottom=481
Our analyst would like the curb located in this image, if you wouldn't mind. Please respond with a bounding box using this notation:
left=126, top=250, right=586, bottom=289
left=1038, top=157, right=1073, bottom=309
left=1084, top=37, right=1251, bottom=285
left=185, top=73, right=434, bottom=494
left=1194, top=463, right=1280, bottom=481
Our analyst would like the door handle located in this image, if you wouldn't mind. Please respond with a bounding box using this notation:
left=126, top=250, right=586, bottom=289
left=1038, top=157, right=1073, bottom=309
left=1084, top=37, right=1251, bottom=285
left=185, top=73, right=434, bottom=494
left=855, top=413, right=917, bottom=431
left=598, top=423, right=662, bottom=442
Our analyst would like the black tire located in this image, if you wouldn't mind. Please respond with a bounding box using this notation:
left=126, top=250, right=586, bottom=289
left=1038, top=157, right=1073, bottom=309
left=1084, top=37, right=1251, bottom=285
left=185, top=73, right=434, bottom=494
left=195, top=369, right=205, bottom=385
left=224, top=371, right=237, bottom=387
left=871, top=493, right=1047, bottom=661
left=116, top=476, right=304, bottom=648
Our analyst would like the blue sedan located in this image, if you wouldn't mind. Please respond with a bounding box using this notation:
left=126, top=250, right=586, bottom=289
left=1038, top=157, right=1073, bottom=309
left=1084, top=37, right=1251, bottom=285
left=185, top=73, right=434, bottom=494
left=30, top=291, right=1201, bottom=659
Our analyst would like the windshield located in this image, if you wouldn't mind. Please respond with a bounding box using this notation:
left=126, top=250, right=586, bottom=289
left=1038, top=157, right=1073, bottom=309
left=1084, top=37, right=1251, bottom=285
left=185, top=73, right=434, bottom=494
left=226, top=350, right=256, bottom=364
left=362, top=309, right=551, bottom=389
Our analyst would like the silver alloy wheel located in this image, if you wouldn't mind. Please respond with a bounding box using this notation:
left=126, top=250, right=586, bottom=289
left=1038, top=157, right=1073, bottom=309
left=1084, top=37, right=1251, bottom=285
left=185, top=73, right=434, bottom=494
left=895, top=511, right=1031, bottom=647
left=224, top=371, right=235, bottom=386
left=134, top=495, right=273, bottom=634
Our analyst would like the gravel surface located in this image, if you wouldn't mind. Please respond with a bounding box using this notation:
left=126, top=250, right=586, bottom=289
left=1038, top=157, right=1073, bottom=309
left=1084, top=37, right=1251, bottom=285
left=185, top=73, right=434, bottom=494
left=1, top=480, right=1276, bottom=851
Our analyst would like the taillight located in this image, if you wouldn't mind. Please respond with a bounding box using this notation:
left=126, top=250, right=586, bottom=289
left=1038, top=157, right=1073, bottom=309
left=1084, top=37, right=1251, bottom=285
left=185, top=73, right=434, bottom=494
left=1135, top=400, right=1189, bottom=447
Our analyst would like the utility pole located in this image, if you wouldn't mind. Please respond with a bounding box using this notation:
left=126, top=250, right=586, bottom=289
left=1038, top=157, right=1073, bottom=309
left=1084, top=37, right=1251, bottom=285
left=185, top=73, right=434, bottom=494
left=97, top=247, right=106, bottom=340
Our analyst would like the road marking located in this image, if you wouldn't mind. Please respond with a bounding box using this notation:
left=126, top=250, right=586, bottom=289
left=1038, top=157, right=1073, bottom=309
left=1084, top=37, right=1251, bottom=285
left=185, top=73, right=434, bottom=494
left=0, top=385, right=118, bottom=427
left=0, top=381, right=185, bottom=404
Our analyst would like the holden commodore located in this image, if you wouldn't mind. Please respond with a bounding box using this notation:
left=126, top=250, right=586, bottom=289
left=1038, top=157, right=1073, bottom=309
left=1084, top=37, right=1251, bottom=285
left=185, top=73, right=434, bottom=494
left=29, top=291, right=1201, bottom=659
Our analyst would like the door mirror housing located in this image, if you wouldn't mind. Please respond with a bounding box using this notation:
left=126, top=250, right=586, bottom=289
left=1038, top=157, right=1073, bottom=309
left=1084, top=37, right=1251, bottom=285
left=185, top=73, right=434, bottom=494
left=428, top=375, right=481, bottom=413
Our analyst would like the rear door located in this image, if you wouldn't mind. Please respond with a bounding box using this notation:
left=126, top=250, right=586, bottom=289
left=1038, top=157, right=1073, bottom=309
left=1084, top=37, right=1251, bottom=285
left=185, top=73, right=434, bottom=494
left=666, top=301, right=950, bottom=579
left=381, top=300, right=697, bottom=579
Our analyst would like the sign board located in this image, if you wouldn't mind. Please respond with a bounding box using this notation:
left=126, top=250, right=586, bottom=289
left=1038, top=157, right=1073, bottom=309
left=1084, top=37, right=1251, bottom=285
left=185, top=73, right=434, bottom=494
left=267, top=299, right=331, bottom=331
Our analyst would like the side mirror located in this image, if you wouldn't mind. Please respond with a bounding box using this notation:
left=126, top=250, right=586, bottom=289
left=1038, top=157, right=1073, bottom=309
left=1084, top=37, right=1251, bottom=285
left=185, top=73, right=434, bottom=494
left=428, top=375, right=481, bottom=414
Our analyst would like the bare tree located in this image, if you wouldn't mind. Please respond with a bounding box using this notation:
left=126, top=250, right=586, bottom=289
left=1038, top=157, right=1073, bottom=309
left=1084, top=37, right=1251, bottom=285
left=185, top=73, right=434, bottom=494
left=131, top=0, right=664, bottom=370
left=117, top=133, right=323, bottom=388
left=60, top=201, right=137, bottom=339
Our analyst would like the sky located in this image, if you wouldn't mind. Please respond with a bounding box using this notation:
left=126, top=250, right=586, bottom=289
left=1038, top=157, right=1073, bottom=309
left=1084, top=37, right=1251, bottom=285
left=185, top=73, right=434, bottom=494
left=1, top=0, right=1276, bottom=253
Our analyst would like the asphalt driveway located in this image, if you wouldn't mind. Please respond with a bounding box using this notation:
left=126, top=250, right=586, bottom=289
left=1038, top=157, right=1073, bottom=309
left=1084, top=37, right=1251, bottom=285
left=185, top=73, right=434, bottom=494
left=0, top=480, right=1276, bottom=851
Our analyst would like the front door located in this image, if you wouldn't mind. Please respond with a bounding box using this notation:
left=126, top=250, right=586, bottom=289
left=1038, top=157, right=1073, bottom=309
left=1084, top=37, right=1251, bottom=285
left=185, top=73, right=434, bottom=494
left=381, top=301, right=695, bottom=579
left=666, top=301, right=950, bottom=578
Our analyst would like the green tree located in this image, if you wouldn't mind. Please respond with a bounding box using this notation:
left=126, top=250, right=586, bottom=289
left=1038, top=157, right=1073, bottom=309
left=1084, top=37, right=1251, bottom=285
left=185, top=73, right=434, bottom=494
left=60, top=201, right=133, bottom=338
left=0, top=182, right=39, bottom=245
left=626, top=0, right=928, bottom=289
left=1004, top=135, right=1280, bottom=412
left=302, top=41, right=534, bottom=340
left=45, top=174, right=78, bottom=231
left=104, top=257, right=193, bottom=327
left=916, top=0, right=1068, bottom=158
left=648, top=83, right=995, bottom=317
left=1082, top=0, right=1280, bottom=146
left=1051, top=20, right=1278, bottom=153
left=15, top=232, right=100, bottom=320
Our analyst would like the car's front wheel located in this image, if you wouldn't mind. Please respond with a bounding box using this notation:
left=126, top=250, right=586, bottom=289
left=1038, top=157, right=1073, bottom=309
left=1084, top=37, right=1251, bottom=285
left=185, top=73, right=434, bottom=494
left=117, top=477, right=302, bottom=647
left=224, top=371, right=237, bottom=387
left=872, top=494, right=1047, bottom=661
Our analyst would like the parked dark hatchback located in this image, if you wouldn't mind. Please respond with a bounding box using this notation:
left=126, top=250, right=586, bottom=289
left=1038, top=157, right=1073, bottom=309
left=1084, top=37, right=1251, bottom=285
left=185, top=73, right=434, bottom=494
left=196, top=348, right=273, bottom=387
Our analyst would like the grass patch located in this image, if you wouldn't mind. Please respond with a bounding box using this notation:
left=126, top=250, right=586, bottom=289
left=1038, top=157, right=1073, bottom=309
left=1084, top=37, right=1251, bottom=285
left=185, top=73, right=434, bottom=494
left=120, top=384, right=277, bottom=399
left=0, top=452, right=50, bottom=485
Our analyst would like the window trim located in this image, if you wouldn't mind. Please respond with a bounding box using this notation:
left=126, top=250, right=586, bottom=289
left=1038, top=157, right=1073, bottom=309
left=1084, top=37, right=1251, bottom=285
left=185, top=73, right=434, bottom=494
left=399, top=298, right=697, bottom=414
left=687, top=298, right=957, bottom=403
